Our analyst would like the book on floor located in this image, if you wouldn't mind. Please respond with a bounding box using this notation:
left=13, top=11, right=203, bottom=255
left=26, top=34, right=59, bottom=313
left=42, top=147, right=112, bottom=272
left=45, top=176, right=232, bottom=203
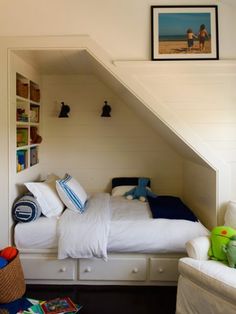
left=41, top=297, right=78, bottom=314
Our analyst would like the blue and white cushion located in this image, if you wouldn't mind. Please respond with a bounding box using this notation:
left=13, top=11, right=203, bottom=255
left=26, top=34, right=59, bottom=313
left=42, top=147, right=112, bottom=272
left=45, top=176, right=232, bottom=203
left=56, top=174, right=88, bottom=213
left=12, top=193, right=42, bottom=222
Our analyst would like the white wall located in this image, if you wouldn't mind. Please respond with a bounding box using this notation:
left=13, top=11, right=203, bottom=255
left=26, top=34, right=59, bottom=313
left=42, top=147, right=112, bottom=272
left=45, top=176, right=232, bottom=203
left=0, top=0, right=235, bottom=60
left=126, top=61, right=236, bottom=200
left=41, top=74, right=183, bottom=195
left=183, top=161, right=216, bottom=229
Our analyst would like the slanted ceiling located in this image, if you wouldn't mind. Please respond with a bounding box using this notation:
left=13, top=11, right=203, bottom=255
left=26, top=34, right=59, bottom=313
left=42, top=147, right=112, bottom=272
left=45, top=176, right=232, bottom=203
left=14, top=48, right=211, bottom=168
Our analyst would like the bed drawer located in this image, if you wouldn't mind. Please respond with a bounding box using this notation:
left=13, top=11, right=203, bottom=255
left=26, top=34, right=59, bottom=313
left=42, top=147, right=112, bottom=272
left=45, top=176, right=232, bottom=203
left=79, top=257, right=147, bottom=281
left=21, top=256, right=76, bottom=280
left=149, top=258, right=179, bottom=282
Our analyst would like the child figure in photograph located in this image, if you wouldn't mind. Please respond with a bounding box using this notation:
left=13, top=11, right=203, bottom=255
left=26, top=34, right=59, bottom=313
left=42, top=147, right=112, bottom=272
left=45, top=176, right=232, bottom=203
left=198, top=24, right=209, bottom=51
left=186, top=28, right=197, bottom=52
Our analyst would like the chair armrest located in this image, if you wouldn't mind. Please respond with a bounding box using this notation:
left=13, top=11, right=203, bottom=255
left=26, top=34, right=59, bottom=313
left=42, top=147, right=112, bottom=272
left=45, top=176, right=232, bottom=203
left=186, top=236, right=211, bottom=260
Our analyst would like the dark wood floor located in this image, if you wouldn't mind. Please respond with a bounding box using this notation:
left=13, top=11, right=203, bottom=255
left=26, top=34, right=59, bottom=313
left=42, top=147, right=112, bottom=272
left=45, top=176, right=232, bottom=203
left=25, top=284, right=177, bottom=314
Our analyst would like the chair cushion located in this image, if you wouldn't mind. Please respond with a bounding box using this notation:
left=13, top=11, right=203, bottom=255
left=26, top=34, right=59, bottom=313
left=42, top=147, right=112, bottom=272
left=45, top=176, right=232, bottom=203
left=179, top=257, right=236, bottom=304
left=225, top=200, right=236, bottom=229
left=186, top=236, right=210, bottom=260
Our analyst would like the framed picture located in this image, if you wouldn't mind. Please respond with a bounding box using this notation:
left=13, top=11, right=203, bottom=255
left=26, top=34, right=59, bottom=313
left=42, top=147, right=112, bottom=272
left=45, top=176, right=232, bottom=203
left=151, top=5, right=219, bottom=61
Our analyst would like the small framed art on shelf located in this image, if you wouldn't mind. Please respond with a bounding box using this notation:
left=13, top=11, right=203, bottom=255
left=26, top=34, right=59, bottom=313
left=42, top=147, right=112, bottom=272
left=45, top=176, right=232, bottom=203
left=151, top=5, right=219, bottom=61
left=30, top=104, right=40, bottom=123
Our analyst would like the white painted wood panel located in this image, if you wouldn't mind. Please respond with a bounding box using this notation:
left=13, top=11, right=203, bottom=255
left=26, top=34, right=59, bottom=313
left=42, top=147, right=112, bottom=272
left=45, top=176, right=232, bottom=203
left=183, top=161, right=216, bottom=229
left=41, top=74, right=183, bottom=196
left=0, top=1, right=235, bottom=60
left=21, top=255, right=76, bottom=280
left=0, top=46, right=10, bottom=247
left=149, top=258, right=179, bottom=282
left=231, top=164, right=236, bottom=198
left=79, top=257, right=146, bottom=281
left=118, top=61, right=236, bottom=202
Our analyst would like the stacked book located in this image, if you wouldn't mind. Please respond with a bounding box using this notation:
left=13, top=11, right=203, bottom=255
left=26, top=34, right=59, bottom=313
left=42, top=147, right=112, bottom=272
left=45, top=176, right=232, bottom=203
left=18, top=297, right=82, bottom=314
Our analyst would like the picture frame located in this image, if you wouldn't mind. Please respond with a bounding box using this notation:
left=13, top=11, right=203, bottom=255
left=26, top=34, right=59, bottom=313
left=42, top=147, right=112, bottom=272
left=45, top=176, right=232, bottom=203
left=151, top=5, right=219, bottom=61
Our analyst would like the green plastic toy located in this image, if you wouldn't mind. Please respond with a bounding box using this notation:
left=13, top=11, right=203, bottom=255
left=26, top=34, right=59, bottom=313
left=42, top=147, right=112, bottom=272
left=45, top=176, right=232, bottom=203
left=208, top=226, right=236, bottom=261
left=223, top=235, right=236, bottom=268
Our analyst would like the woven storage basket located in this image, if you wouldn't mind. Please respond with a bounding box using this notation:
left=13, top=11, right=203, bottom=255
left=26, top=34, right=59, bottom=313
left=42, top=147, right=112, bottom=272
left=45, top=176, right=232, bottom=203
left=0, top=250, right=26, bottom=303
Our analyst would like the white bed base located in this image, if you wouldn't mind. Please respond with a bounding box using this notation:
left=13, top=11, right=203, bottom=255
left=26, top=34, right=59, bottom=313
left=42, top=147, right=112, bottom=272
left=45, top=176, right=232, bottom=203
left=19, top=249, right=185, bottom=286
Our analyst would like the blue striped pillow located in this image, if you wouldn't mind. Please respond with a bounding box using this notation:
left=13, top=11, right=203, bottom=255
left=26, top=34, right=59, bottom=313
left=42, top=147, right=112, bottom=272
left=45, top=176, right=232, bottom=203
left=56, top=174, right=88, bottom=213
left=12, top=193, right=42, bottom=222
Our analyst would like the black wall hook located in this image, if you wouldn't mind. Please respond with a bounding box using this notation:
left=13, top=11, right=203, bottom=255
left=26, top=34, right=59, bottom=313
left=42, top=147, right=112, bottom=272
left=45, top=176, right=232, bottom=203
left=58, top=102, right=70, bottom=118
left=101, top=100, right=111, bottom=117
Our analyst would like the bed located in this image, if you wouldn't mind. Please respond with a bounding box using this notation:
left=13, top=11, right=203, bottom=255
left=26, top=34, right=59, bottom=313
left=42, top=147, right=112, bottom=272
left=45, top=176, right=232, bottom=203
left=13, top=176, right=209, bottom=285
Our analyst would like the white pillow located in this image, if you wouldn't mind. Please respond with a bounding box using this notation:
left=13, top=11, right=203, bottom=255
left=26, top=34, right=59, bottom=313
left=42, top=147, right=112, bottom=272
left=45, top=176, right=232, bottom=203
left=111, top=185, right=136, bottom=197
left=24, top=174, right=65, bottom=218
left=224, top=200, right=236, bottom=229
left=56, top=174, right=88, bottom=213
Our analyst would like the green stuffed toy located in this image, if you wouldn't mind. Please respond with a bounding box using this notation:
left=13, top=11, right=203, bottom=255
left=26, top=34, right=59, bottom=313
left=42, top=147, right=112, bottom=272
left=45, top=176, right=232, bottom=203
left=208, top=226, right=236, bottom=262
left=124, top=177, right=157, bottom=202
left=223, top=235, right=236, bottom=268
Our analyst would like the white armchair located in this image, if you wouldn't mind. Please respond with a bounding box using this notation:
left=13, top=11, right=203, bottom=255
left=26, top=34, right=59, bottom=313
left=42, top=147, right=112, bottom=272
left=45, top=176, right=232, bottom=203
left=176, top=201, right=236, bottom=314
left=176, top=237, right=236, bottom=313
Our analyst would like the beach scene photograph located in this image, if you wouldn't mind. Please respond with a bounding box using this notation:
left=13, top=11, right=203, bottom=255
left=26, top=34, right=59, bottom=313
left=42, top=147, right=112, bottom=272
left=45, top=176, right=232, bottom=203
left=158, top=12, right=211, bottom=55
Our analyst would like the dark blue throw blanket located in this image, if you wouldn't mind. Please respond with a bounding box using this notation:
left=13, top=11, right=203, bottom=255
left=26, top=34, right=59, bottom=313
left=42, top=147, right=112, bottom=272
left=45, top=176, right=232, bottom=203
left=147, top=195, right=198, bottom=222
left=0, top=297, right=32, bottom=314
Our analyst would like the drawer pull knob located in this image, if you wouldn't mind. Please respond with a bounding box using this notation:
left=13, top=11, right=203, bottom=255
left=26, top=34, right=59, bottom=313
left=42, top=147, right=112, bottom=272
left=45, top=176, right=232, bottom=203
left=85, top=266, right=92, bottom=273
left=158, top=268, right=164, bottom=273
left=59, top=267, right=66, bottom=272
left=132, top=268, right=139, bottom=273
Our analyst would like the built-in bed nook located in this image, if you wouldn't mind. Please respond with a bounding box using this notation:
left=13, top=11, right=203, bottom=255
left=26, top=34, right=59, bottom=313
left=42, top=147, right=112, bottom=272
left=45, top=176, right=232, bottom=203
left=3, top=36, right=227, bottom=286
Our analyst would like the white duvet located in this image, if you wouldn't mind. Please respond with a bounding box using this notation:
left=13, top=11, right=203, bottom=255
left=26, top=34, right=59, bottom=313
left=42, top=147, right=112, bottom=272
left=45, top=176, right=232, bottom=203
left=57, top=193, right=111, bottom=260
left=57, top=194, right=209, bottom=260
left=108, top=196, right=209, bottom=253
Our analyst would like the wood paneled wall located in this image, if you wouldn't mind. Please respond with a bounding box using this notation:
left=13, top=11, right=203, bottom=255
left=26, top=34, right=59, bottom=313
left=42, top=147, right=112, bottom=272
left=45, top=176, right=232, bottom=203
left=41, top=75, right=184, bottom=195
left=132, top=62, right=236, bottom=200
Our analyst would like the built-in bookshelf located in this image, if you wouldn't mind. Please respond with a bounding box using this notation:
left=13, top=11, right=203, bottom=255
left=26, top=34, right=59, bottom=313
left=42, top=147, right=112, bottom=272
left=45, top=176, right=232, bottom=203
left=16, top=73, right=41, bottom=173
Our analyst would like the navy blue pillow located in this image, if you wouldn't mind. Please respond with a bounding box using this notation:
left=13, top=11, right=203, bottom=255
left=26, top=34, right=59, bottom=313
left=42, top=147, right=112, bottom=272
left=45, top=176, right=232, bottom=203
left=12, top=193, right=42, bottom=223
left=112, top=177, right=151, bottom=188
left=147, top=195, right=198, bottom=222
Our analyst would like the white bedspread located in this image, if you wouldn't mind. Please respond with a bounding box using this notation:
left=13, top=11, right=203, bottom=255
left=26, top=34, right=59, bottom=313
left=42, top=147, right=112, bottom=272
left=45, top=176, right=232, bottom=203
left=57, top=193, right=111, bottom=260
left=15, top=195, right=209, bottom=257
left=15, top=216, right=58, bottom=249
left=108, top=196, right=209, bottom=253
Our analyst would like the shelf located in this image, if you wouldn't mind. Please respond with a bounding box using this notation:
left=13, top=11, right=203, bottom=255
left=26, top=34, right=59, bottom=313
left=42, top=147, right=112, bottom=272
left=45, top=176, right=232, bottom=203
left=16, top=121, right=29, bottom=126
left=16, top=72, right=41, bottom=173
left=16, top=145, right=28, bottom=151
left=16, top=95, right=28, bottom=102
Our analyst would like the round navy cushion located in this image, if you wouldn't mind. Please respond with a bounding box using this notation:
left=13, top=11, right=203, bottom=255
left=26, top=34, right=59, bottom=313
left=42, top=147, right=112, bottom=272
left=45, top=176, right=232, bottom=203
left=12, top=193, right=42, bottom=223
